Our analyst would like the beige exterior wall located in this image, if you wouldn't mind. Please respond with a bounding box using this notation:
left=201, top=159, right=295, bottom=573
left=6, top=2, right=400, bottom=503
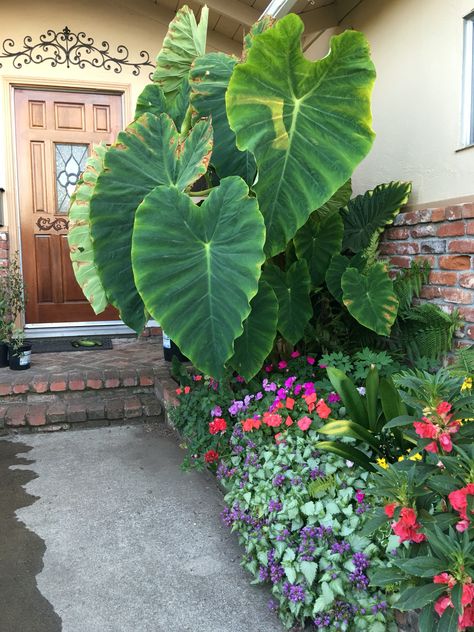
left=306, top=0, right=474, bottom=207
left=0, top=0, right=237, bottom=249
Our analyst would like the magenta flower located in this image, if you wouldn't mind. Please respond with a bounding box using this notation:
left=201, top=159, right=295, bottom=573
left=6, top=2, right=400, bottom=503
left=307, top=356, right=315, bottom=365
left=291, top=351, right=300, bottom=358
left=355, top=490, right=365, bottom=503
left=284, top=376, right=297, bottom=389
left=327, top=392, right=341, bottom=404
left=278, top=360, right=287, bottom=369
left=264, top=364, right=273, bottom=373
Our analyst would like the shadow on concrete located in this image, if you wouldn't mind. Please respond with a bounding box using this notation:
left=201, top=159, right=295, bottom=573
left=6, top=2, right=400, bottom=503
left=0, top=439, right=62, bottom=632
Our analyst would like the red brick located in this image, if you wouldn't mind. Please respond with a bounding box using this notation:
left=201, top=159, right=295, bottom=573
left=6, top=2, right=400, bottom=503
left=380, top=242, right=419, bottom=255
left=27, top=405, right=47, bottom=427
left=448, top=240, right=474, bottom=254
left=67, top=404, right=87, bottom=423
left=439, top=287, right=472, bottom=304
left=86, top=371, right=103, bottom=390
left=0, top=383, right=12, bottom=396
left=31, top=378, right=49, bottom=394
left=437, top=222, right=465, bottom=237
left=106, top=398, right=123, bottom=420
left=124, top=397, right=142, bottom=419
left=467, top=221, right=474, bottom=235
left=104, top=370, right=120, bottom=389
left=431, top=208, right=446, bottom=222
left=445, top=206, right=463, bottom=221
left=402, top=209, right=432, bottom=225
left=46, top=402, right=67, bottom=424
left=385, top=227, right=409, bottom=240
left=421, top=240, right=445, bottom=254
left=139, top=370, right=154, bottom=386
left=120, top=369, right=138, bottom=387
left=6, top=405, right=27, bottom=427
left=459, top=272, right=474, bottom=289
left=439, top=255, right=471, bottom=270
left=389, top=256, right=410, bottom=268
left=68, top=375, right=85, bottom=391
left=459, top=307, right=474, bottom=322
left=149, top=327, right=162, bottom=336
left=429, top=271, right=457, bottom=286
left=462, top=203, right=474, bottom=219
left=12, top=383, right=28, bottom=394
left=87, top=401, right=105, bottom=421
left=413, top=255, right=436, bottom=267
left=420, top=286, right=441, bottom=300
left=50, top=374, right=67, bottom=392
left=410, top=225, right=436, bottom=238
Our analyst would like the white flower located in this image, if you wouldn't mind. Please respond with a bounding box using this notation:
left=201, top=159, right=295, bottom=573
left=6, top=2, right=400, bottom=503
left=346, top=460, right=354, bottom=468
left=357, top=387, right=366, bottom=396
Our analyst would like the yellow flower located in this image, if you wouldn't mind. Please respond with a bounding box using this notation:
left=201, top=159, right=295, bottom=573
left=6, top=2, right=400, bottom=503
left=409, top=453, right=422, bottom=461
left=398, top=455, right=405, bottom=462
left=376, top=457, right=389, bottom=469
left=461, top=377, right=472, bottom=392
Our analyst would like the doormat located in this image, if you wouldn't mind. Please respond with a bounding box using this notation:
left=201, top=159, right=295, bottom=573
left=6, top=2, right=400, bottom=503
left=26, top=337, right=113, bottom=354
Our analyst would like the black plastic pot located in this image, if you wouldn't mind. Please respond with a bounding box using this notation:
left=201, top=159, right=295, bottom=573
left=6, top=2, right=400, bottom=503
left=162, top=332, right=188, bottom=363
left=0, top=342, right=8, bottom=368
left=8, top=343, right=32, bottom=371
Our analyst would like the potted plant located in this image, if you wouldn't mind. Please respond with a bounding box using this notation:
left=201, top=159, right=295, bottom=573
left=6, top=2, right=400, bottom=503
left=7, top=328, right=31, bottom=371
left=0, top=253, right=25, bottom=368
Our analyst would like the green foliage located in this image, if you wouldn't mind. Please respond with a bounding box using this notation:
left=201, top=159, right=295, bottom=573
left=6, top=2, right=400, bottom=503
left=393, top=261, right=430, bottom=313
left=226, top=19, right=375, bottom=256
left=0, top=252, right=25, bottom=342
left=448, top=345, right=474, bottom=380
left=68, top=143, right=108, bottom=314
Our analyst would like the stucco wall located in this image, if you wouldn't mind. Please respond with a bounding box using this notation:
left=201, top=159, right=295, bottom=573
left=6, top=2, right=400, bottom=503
left=306, top=0, right=474, bottom=207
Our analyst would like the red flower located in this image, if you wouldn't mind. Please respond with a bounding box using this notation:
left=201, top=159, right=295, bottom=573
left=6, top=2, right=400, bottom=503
left=193, top=374, right=203, bottom=381
left=285, top=397, right=295, bottom=410
left=434, top=595, right=453, bottom=618
left=425, top=441, right=439, bottom=453
left=285, top=415, right=293, bottom=426
left=242, top=417, right=261, bottom=432
left=209, top=418, right=227, bottom=434
left=448, top=484, right=474, bottom=528
left=462, top=582, right=474, bottom=607
left=460, top=604, right=474, bottom=629
left=436, top=401, right=452, bottom=415
left=433, top=573, right=456, bottom=589
left=384, top=502, right=398, bottom=518
left=175, top=388, right=182, bottom=395
left=392, top=507, right=426, bottom=543
left=438, top=432, right=453, bottom=452
left=184, top=386, right=191, bottom=394
left=262, top=412, right=283, bottom=427
left=316, top=399, right=331, bottom=419
left=413, top=420, right=438, bottom=439
left=297, top=416, right=312, bottom=431
left=204, top=450, right=219, bottom=463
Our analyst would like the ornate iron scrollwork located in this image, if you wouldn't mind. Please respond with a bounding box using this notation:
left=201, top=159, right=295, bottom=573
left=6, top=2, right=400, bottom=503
left=36, top=217, right=69, bottom=232
left=0, top=26, right=154, bottom=77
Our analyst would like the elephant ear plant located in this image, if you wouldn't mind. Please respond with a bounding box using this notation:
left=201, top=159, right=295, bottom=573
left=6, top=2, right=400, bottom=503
left=68, top=5, right=377, bottom=379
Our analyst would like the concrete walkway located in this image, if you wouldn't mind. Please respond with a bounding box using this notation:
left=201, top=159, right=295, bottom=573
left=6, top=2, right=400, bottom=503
left=1, top=425, right=284, bottom=632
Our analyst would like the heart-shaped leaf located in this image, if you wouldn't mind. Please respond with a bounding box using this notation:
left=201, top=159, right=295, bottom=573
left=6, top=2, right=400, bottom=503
left=90, top=113, right=213, bottom=332
left=263, top=261, right=312, bottom=345
left=132, top=177, right=265, bottom=378
left=242, top=15, right=275, bottom=60
left=230, top=280, right=278, bottom=381
left=134, top=84, right=167, bottom=119
left=152, top=5, right=208, bottom=111
left=342, top=263, right=399, bottom=336
left=294, top=211, right=344, bottom=286
left=226, top=16, right=376, bottom=256
left=68, top=143, right=108, bottom=314
left=342, top=181, right=412, bottom=252
left=190, top=52, right=256, bottom=183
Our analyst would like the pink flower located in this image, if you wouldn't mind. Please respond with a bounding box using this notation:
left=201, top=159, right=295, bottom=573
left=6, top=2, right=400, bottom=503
left=413, top=420, right=438, bottom=439
left=438, top=432, right=453, bottom=452
left=316, top=399, right=331, bottom=419
left=384, top=502, right=398, bottom=518
left=449, top=484, right=474, bottom=521
left=262, top=412, right=283, bottom=428
left=278, top=360, right=287, bottom=370
left=434, top=595, right=453, bottom=618
left=306, top=356, right=315, bottom=365
left=285, top=415, right=293, bottom=426
left=184, top=386, right=191, bottom=394
left=285, top=397, right=295, bottom=410
left=433, top=573, right=456, bottom=588
left=355, top=490, right=365, bottom=503
left=460, top=604, right=474, bottom=629
left=425, top=441, right=439, bottom=453
left=264, top=364, right=273, bottom=373
left=392, top=507, right=426, bottom=543
left=297, top=416, right=312, bottom=431
left=456, top=519, right=470, bottom=532
left=193, top=374, right=202, bottom=381
left=436, top=401, right=452, bottom=415
left=290, top=351, right=300, bottom=358
left=462, top=582, right=474, bottom=606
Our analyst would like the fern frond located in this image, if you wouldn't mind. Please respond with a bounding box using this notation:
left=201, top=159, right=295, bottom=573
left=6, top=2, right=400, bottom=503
left=396, top=304, right=460, bottom=360
left=308, top=474, right=337, bottom=498
left=449, top=345, right=474, bottom=378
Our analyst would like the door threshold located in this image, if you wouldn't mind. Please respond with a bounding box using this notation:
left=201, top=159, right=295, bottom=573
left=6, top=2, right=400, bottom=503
left=24, top=320, right=159, bottom=338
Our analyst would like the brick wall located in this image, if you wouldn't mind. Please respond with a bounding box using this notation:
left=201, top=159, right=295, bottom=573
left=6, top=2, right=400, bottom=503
left=380, top=202, right=474, bottom=345
left=0, top=231, right=8, bottom=276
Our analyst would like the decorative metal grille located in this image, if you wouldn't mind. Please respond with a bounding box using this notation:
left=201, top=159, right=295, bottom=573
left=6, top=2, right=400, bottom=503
left=0, top=26, right=154, bottom=77
left=55, top=143, right=88, bottom=212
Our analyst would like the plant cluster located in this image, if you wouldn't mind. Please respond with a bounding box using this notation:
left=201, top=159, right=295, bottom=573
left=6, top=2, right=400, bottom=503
left=0, top=252, right=25, bottom=345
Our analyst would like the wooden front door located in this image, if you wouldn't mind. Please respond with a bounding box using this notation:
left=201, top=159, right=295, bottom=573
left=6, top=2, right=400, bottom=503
left=14, top=88, right=122, bottom=324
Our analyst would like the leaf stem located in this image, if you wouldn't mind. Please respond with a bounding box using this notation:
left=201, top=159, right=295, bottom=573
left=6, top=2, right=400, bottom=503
left=188, top=188, right=214, bottom=197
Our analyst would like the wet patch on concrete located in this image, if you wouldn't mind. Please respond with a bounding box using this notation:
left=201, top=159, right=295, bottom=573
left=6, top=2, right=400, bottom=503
left=0, top=439, right=62, bottom=632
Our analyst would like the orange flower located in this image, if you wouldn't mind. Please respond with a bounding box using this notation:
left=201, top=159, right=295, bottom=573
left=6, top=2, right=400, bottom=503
left=285, top=397, right=295, bottom=410
left=316, top=399, right=331, bottom=419
left=242, top=417, right=261, bottom=432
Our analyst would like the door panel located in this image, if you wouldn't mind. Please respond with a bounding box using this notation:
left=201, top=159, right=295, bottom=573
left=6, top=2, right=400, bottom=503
left=15, top=88, right=122, bottom=324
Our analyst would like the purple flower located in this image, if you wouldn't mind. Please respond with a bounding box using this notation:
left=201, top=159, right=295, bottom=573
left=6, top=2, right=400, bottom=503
left=210, top=405, right=222, bottom=417
left=282, top=582, right=305, bottom=602
left=303, top=382, right=315, bottom=395
left=268, top=499, right=282, bottom=513
left=310, top=467, right=325, bottom=479
left=284, top=376, right=297, bottom=389
left=294, top=384, right=302, bottom=396
left=259, top=566, right=269, bottom=581
left=277, top=387, right=287, bottom=400
left=355, top=490, right=365, bottom=503
left=331, top=540, right=351, bottom=555
left=272, top=473, right=286, bottom=487
left=327, top=392, right=341, bottom=404
left=291, top=476, right=302, bottom=486
left=262, top=378, right=277, bottom=392
left=255, top=391, right=263, bottom=400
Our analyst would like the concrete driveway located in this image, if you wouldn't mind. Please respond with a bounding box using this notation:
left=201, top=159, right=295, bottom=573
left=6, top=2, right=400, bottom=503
left=0, top=425, right=284, bottom=632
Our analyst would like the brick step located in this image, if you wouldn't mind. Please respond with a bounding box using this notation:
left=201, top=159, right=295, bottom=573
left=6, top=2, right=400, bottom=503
left=0, top=387, right=163, bottom=432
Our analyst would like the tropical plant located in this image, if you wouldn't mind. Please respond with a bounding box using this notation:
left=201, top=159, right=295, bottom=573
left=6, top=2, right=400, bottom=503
left=68, top=5, right=378, bottom=379
left=0, top=253, right=25, bottom=343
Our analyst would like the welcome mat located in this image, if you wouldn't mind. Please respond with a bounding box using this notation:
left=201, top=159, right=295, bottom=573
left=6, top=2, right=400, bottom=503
left=27, top=337, right=113, bottom=354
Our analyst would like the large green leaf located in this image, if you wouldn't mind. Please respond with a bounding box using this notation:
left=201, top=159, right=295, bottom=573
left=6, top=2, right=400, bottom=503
left=341, top=181, right=412, bottom=253
left=90, top=113, right=213, bottom=332
left=68, top=143, right=108, bottom=314
left=326, top=254, right=350, bottom=303
left=316, top=180, right=352, bottom=220
left=242, top=16, right=275, bottom=60
left=294, top=211, right=344, bottom=286
left=263, top=261, right=312, bottom=345
left=134, top=84, right=167, bottom=119
left=230, top=280, right=278, bottom=380
left=318, top=419, right=380, bottom=452
left=132, top=177, right=265, bottom=378
left=226, top=16, right=376, bottom=256
left=315, top=441, right=374, bottom=471
left=342, top=263, right=399, bottom=336
left=326, top=367, right=368, bottom=428
left=395, top=583, right=446, bottom=611
left=190, top=53, right=256, bottom=183
left=152, top=5, right=208, bottom=110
